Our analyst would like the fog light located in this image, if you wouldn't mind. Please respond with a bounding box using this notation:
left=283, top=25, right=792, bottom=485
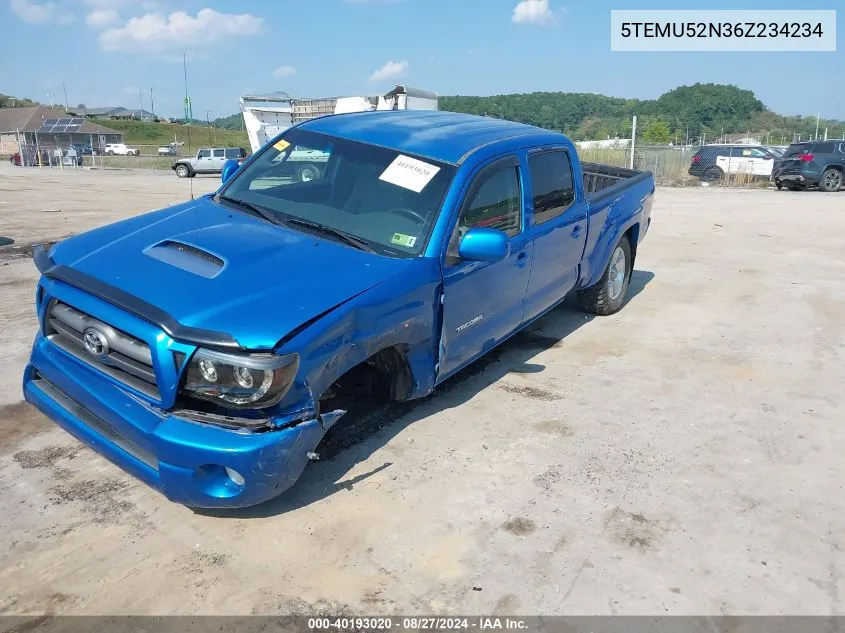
left=224, top=467, right=245, bottom=486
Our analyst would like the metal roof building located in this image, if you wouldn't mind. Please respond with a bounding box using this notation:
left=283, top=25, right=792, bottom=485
left=0, top=106, right=124, bottom=153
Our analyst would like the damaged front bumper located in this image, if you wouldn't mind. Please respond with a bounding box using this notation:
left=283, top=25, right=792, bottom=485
left=23, top=334, right=343, bottom=509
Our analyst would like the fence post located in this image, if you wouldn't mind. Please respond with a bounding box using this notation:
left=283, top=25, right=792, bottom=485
left=629, top=115, right=637, bottom=170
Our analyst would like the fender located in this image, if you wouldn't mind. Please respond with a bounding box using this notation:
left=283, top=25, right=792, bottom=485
left=273, top=260, right=443, bottom=413
left=581, top=186, right=653, bottom=289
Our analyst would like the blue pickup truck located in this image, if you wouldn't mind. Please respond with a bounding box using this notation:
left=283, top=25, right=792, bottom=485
left=23, top=111, right=654, bottom=509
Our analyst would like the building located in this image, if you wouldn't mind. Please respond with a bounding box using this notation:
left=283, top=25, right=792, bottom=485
left=0, top=106, right=124, bottom=154
left=69, top=106, right=157, bottom=121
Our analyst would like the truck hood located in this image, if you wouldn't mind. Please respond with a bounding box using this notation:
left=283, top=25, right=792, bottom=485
left=48, top=196, right=412, bottom=349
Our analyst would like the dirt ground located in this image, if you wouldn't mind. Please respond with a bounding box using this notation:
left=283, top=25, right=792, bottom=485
left=0, top=163, right=844, bottom=616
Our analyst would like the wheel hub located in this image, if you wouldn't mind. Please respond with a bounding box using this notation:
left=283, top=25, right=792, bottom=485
left=607, top=246, right=626, bottom=300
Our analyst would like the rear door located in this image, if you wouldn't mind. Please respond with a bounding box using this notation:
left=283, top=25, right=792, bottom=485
left=438, top=156, right=532, bottom=379
left=523, top=148, right=587, bottom=320
left=746, top=147, right=775, bottom=176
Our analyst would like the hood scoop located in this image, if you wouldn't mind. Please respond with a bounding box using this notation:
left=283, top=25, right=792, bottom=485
left=143, top=240, right=225, bottom=279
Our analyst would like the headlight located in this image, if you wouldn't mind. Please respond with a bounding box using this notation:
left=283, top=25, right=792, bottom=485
left=182, top=349, right=299, bottom=409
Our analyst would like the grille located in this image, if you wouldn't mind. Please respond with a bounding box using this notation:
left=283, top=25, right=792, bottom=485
left=45, top=301, right=160, bottom=400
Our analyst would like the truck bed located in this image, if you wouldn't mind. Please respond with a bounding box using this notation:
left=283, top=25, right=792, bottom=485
left=582, top=161, right=653, bottom=204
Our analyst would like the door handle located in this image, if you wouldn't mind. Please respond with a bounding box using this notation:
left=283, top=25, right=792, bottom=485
left=517, top=251, right=528, bottom=260
left=571, top=225, right=582, bottom=237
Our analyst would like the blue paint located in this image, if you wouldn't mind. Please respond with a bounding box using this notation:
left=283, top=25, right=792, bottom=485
left=23, top=110, right=655, bottom=508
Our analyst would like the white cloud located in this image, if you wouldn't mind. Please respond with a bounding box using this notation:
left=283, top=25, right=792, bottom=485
left=10, top=0, right=53, bottom=22
left=99, top=8, right=264, bottom=56
left=10, top=0, right=72, bottom=23
left=369, top=60, right=408, bottom=83
left=512, top=0, right=556, bottom=26
left=273, top=66, right=297, bottom=78
left=86, top=8, right=119, bottom=28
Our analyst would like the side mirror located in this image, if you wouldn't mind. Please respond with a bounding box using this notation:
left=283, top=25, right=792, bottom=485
left=458, top=228, right=510, bottom=263
left=221, top=159, right=240, bottom=185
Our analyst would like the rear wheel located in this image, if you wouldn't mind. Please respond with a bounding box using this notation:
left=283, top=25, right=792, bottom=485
left=175, top=164, right=191, bottom=178
left=577, top=237, right=632, bottom=316
left=702, top=166, right=724, bottom=182
left=775, top=180, right=784, bottom=190
left=820, top=168, right=842, bottom=192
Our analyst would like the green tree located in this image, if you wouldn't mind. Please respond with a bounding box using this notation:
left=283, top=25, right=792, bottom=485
left=641, top=119, right=672, bottom=144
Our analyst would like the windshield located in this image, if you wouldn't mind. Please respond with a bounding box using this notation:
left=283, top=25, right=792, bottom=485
left=220, top=128, right=457, bottom=257
left=767, top=147, right=784, bottom=157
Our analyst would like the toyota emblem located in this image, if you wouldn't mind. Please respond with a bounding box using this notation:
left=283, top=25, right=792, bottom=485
left=82, top=328, right=109, bottom=360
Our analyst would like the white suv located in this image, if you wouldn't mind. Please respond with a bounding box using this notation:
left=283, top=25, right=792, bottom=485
left=104, top=143, right=140, bottom=156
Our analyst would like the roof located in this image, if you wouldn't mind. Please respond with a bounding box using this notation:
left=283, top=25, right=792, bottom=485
left=298, top=110, right=560, bottom=164
left=0, top=106, right=123, bottom=135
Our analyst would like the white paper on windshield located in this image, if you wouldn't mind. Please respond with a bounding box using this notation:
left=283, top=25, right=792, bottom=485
left=379, top=155, right=441, bottom=193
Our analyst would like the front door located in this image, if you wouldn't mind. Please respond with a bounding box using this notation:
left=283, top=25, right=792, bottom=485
left=523, top=148, right=587, bottom=320
left=438, top=156, right=532, bottom=380
left=195, top=149, right=213, bottom=173
left=212, top=148, right=226, bottom=171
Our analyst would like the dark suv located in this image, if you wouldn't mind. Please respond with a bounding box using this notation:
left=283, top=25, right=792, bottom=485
left=773, top=141, right=845, bottom=192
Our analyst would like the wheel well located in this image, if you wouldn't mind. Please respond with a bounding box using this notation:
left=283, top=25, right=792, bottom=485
left=624, top=224, right=639, bottom=269
left=320, top=346, right=415, bottom=409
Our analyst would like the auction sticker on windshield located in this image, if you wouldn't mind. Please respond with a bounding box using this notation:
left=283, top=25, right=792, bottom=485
left=273, top=139, right=291, bottom=152
left=380, top=155, right=441, bottom=193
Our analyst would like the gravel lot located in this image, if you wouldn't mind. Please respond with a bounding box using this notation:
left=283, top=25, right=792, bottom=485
left=0, top=163, right=844, bottom=616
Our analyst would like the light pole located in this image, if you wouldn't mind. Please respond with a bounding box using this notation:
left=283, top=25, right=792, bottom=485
left=47, top=93, right=54, bottom=109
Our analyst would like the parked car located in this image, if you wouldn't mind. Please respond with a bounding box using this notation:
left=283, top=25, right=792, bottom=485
left=772, top=140, right=845, bottom=192
left=158, top=145, right=178, bottom=156
left=70, top=144, right=97, bottom=156
left=10, top=148, right=55, bottom=166
left=688, top=144, right=780, bottom=181
left=104, top=143, right=140, bottom=156
left=24, top=110, right=654, bottom=508
left=171, top=147, right=248, bottom=177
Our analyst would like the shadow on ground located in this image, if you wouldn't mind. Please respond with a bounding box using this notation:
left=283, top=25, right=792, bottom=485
left=198, top=270, right=655, bottom=518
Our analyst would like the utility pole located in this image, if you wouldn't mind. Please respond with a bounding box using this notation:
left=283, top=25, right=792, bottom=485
left=138, top=89, right=144, bottom=118
left=47, top=93, right=54, bottom=109
left=62, top=83, right=69, bottom=112
left=629, top=115, right=637, bottom=169
left=205, top=110, right=214, bottom=144
left=815, top=114, right=820, bottom=140
left=150, top=87, right=155, bottom=119
left=183, top=52, right=192, bottom=153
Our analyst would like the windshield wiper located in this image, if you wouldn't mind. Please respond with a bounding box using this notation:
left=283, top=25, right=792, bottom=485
left=216, top=194, right=285, bottom=227
left=283, top=217, right=375, bottom=253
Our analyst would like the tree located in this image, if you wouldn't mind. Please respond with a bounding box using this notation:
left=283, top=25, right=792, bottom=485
left=642, top=119, right=672, bottom=144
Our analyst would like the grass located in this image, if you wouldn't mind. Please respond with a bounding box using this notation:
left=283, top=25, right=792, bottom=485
left=102, top=120, right=249, bottom=155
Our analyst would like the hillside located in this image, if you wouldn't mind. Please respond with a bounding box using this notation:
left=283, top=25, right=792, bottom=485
left=207, top=83, right=845, bottom=144
left=440, top=84, right=845, bottom=143
left=102, top=119, right=249, bottom=151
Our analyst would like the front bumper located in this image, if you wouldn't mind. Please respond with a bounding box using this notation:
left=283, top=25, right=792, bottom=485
left=23, top=334, right=334, bottom=508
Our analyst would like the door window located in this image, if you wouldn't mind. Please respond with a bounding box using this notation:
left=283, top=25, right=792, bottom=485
left=447, top=163, right=521, bottom=263
left=224, top=148, right=242, bottom=159
left=212, top=149, right=225, bottom=158
left=813, top=142, right=835, bottom=154
left=197, top=149, right=211, bottom=159
left=527, top=150, right=575, bottom=224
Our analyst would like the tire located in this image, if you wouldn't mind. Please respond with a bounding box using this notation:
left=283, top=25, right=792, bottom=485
left=820, top=168, right=842, bottom=192
left=296, top=163, right=320, bottom=182
left=775, top=180, right=783, bottom=190
left=785, top=184, right=800, bottom=191
left=175, top=164, right=191, bottom=178
left=577, top=237, right=632, bottom=316
left=702, top=166, right=724, bottom=182
left=107, top=150, right=114, bottom=156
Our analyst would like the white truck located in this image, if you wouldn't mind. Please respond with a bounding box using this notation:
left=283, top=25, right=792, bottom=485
left=239, top=85, right=439, bottom=157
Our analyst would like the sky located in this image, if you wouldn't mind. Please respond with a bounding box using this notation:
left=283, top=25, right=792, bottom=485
left=1, top=0, right=842, bottom=121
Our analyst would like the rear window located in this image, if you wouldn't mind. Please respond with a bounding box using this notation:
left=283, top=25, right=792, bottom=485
left=224, top=148, right=243, bottom=159
left=813, top=142, right=836, bottom=154
left=785, top=143, right=812, bottom=157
